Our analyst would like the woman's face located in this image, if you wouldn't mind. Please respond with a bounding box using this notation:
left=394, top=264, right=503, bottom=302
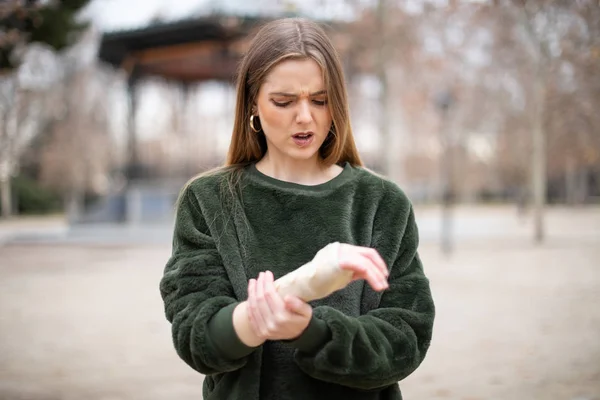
left=254, top=58, right=332, bottom=163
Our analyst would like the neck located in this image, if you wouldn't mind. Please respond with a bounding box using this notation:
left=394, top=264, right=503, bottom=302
left=255, top=152, right=337, bottom=186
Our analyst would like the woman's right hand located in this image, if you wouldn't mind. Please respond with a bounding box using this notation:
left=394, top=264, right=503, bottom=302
left=338, top=244, right=389, bottom=292
left=247, top=271, right=313, bottom=342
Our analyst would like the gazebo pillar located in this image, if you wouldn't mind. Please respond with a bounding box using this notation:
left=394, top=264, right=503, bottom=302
left=124, top=63, right=143, bottom=224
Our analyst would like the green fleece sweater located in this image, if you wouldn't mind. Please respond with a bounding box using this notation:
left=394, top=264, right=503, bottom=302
left=159, top=162, right=435, bottom=400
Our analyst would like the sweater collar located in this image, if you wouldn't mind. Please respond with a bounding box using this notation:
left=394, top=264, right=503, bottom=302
left=246, top=162, right=355, bottom=193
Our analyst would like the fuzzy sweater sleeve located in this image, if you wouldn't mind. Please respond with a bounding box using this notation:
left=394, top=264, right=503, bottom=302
left=159, top=185, right=258, bottom=375
left=291, top=202, right=435, bottom=390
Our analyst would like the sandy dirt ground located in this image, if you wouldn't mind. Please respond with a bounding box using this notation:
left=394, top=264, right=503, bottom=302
left=0, top=207, right=599, bottom=400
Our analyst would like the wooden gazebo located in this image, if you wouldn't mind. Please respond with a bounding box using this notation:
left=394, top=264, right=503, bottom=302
left=98, top=15, right=266, bottom=182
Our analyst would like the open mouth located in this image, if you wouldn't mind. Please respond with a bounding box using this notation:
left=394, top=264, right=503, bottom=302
left=293, top=133, right=313, bottom=139
left=292, top=132, right=314, bottom=147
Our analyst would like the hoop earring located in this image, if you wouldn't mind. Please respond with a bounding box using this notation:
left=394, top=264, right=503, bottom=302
left=250, top=115, right=261, bottom=133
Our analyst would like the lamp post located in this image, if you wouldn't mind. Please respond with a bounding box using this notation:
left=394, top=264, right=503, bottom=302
left=435, top=90, right=455, bottom=255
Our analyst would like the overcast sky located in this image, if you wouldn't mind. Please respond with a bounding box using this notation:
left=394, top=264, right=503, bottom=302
left=80, top=0, right=489, bottom=32
left=80, top=0, right=362, bottom=31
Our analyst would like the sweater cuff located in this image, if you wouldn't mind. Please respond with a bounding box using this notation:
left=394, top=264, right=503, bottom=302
left=287, top=316, right=331, bottom=353
left=207, top=302, right=258, bottom=360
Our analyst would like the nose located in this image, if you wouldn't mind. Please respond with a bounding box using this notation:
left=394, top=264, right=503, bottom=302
left=295, top=99, right=313, bottom=125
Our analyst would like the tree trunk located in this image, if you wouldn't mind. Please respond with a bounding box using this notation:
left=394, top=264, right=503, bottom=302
left=439, top=106, right=454, bottom=255
left=0, top=174, right=11, bottom=218
left=565, top=154, right=576, bottom=205
left=512, top=1, right=548, bottom=243
left=376, top=0, right=395, bottom=180
left=576, top=168, right=589, bottom=205
left=0, top=91, right=15, bottom=219
left=531, top=68, right=546, bottom=243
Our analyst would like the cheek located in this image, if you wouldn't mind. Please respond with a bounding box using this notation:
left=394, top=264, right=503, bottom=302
left=316, top=109, right=333, bottom=129
left=259, top=106, right=287, bottom=132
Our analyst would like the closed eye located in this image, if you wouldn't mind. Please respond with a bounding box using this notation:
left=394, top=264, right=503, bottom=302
left=270, top=99, right=328, bottom=107
left=271, top=100, right=292, bottom=107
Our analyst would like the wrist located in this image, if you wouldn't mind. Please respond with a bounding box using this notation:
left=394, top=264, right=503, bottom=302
left=233, top=302, right=265, bottom=347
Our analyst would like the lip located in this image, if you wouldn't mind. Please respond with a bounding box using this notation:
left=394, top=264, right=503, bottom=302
left=291, top=131, right=315, bottom=147
left=292, top=131, right=314, bottom=137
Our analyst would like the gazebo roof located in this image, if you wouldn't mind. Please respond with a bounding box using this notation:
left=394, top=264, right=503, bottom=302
left=97, top=15, right=268, bottom=83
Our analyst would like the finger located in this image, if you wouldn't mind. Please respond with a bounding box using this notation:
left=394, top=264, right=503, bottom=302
left=249, top=278, right=267, bottom=336
left=343, top=254, right=388, bottom=291
left=355, top=247, right=388, bottom=277
left=367, top=250, right=389, bottom=278
left=339, top=252, right=372, bottom=276
left=247, top=279, right=265, bottom=337
left=257, top=272, right=276, bottom=335
left=284, top=296, right=312, bottom=317
left=360, top=254, right=389, bottom=291
left=262, top=271, right=289, bottom=336
left=366, top=265, right=389, bottom=291
left=341, top=245, right=388, bottom=278
left=254, top=274, right=270, bottom=336
left=264, top=271, right=286, bottom=316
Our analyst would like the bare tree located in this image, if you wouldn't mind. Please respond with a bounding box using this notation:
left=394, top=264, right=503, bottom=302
left=35, top=31, right=116, bottom=222
left=512, top=0, right=553, bottom=243
left=544, top=1, right=600, bottom=205
left=0, top=44, right=61, bottom=217
left=0, top=76, right=19, bottom=217
left=0, top=0, right=89, bottom=217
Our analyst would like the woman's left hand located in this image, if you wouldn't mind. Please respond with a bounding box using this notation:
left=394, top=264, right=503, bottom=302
left=247, top=270, right=313, bottom=341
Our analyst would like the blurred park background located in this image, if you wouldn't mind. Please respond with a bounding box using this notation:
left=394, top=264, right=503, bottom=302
left=1, top=0, right=599, bottom=399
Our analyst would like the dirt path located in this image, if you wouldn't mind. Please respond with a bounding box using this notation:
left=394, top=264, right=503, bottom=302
left=1, top=210, right=599, bottom=400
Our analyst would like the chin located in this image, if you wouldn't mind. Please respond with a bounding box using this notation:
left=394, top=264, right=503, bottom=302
left=288, top=141, right=324, bottom=160
left=285, top=148, right=320, bottom=161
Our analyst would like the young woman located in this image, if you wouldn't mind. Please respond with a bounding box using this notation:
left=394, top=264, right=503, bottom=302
left=159, top=17, right=435, bottom=400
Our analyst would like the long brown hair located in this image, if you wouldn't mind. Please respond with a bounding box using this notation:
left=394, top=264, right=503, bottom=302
left=178, top=18, right=363, bottom=209
left=226, top=17, right=363, bottom=168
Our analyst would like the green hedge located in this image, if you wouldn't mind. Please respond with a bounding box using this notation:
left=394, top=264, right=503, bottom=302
left=0, top=176, right=62, bottom=215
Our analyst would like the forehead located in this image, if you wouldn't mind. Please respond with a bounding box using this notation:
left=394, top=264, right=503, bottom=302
left=261, top=58, right=325, bottom=93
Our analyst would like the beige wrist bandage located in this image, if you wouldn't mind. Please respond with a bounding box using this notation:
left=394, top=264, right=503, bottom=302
left=274, top=242, right=353, bottom=302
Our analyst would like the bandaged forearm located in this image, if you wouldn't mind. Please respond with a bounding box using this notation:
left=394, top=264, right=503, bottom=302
left=274, top=242, right=353, bottom=302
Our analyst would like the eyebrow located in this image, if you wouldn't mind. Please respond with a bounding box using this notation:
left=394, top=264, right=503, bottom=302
left=268, top=90, right=327, bottom=97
